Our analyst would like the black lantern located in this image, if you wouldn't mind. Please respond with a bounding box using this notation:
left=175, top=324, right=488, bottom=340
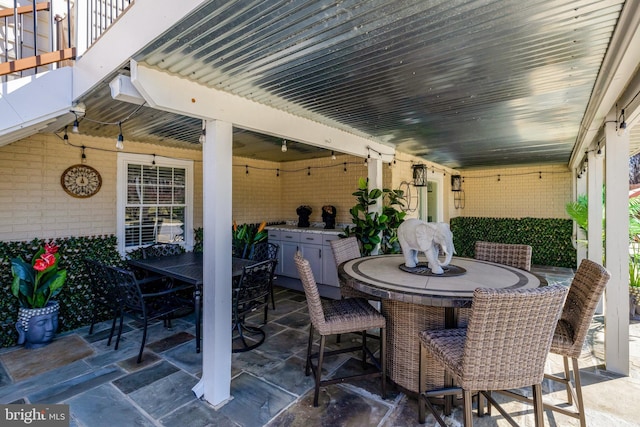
left=412, top=164, right=427, bottom=187
left=451, top=175, right=462, bottom=191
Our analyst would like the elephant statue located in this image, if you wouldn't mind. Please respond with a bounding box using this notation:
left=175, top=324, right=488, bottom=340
left=397, top=219, right=456, bottom=274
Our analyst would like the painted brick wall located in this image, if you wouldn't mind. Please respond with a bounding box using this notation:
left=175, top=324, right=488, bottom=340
left=0, top=134, right=202, bottom=241
left=456, top=164, right=572, bottom=218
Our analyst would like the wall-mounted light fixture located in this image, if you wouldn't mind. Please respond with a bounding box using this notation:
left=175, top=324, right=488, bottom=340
left=412, top=164, right=427, bottom=187
left=451, top=175, right=462, bottom=191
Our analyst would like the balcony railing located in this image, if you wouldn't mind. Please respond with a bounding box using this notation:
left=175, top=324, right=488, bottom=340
left=0, top=0, right=132, bottom=81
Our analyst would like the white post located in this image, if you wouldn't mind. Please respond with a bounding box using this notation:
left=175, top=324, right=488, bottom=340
left=604, top=114, right=630, bottom=375
left=575, top=169, right=587, bottom=263
left=587, top=148, right=605, bottom=314
left=199, top=119, right=234, bottom=405
left=368, top=157, right=383, bottom=255
left=74, top=0, right=89, bottom=57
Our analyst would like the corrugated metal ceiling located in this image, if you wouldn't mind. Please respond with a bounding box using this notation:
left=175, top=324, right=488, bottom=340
left=80, top=0, right=638, bottom=167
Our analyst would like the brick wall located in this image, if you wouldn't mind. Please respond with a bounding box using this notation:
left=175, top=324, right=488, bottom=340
left=0, top=134, right=202, bottom=241
left=456, top=164, right=572, bottom=218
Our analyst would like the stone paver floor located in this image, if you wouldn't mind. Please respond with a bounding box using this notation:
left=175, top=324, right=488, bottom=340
left=1, top=266, right=639, bottom=426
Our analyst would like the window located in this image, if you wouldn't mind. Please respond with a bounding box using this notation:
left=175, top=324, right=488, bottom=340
left=117, top=153, right=193, bottom=254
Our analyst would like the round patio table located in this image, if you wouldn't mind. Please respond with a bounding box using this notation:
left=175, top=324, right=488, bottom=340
left=338, top=254, right=547, bottom=394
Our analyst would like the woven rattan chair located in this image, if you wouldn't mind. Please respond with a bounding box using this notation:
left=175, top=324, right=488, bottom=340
left=294, top=252, right=387, bottom=407
left=329, top=237, right=380, bottom=301
left=474, top=241, right=532, bottom=271
left=248, top=242, right=279, bottom=310
left=418, top=285, right=568, bottom=427
left=501, top=258, right=610, bottom=427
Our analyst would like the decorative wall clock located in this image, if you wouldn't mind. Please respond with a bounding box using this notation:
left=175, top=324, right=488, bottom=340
left=60, top=164, right=102, bottom=198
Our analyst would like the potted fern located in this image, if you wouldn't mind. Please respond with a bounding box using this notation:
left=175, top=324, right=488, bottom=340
left=11, top=242, right=67, bottom=348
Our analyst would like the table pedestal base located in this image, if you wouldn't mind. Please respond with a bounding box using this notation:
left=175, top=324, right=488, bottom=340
left=381, top=300, right=471, bottom=394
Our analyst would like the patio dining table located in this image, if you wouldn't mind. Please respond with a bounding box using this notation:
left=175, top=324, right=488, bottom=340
left=128, top=252, right=255, bottom=353
left=338, top=254, right=547, bottom=394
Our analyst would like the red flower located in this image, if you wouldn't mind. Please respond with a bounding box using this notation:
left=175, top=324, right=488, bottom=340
left=33, top=258, right=49, bottom=271
left=44, top=243, right=59, bottom=254
left=41, top=253, right=56, bottom=267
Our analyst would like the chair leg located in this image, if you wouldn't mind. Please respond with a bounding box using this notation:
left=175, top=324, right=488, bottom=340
left=361, top=330, right=367, bottom=368
left=380, top=327, right=386, bottom=399
left=463, top=389, right=473, bottom=427
left=532, top=383, right=544, bottom=427
left=418, top=343, right=427, bottom=423
left=563, top=355, right=573, bottom=405
left=571, top=356, right=587, bottom=427
left=107, top=309, right=118, bottom=346
left=137, top=318, right=148, bottom=364
left=305, top=325, right=314, bottom=376
left=114, top=311, right=125, bottom=350
left=314, top=335, right=326, bottom=407
left=270, top=285, right=276, bottom=310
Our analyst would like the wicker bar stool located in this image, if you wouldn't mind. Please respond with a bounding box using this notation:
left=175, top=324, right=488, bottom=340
left=418, top=285, right=568, bottom=426
left=501, top=258, right=610, bottom=427
left=474, top=241, right=532, bottom=271
left=330, top=237, right=380, bottom=301
left=294, top=252, right=387, bottom=407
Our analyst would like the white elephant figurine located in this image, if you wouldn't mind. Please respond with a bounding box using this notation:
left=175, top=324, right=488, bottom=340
left=398, top=219, right=456, bottom=274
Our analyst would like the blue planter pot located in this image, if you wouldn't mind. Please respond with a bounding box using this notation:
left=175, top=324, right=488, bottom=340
left=15, top=301, right=60, bottom=349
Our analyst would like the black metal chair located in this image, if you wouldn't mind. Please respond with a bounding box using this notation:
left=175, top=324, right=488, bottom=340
left=232, top=259, right=276, bottom=353
left=142, top=243, right=185, bottom=259
left=105, top=265, right=195, bottom=363
left=248, top=242, right=279, bottom=310
left=84, top=259, right=122, bottom=346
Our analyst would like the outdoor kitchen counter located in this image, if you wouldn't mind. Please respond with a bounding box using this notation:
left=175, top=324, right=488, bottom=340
left=264, top=224, right=345, bottom=235
left=265, top=224, right=348, bottom=295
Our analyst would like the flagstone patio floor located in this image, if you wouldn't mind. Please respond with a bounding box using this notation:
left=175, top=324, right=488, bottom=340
left=1, top=266, right=639, bottom=426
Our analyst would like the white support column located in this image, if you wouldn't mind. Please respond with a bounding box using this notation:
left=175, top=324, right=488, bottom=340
left=576, top=170, right=587, bottom=263
left=199, top=119, right=234, bottom=405
left=368, top=158, right=383, bottom=255
left=587, top=148, right=605, bottom=314
left=587, top=148, right=604, bottom=266
left=604, top=115, right=630, bottom=375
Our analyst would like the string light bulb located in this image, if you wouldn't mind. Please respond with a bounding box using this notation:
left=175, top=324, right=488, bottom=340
left=281, top=140, right=288, bottom=152
left=115, top=122, right=124, bottom=150
left=63, top=127, right=69, bottom=142
left=331, top=151, right=336, bottom=160
left=72, top=114, right=79, bottom=134
left=199, top=121, right=206, bottom=144
left=81, top=145, right=87, bottom=164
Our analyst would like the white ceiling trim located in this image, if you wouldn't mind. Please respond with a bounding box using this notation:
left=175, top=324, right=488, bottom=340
left=129, top=60, right=395, bottom=161
left=570, top=1, right=640, bottom=168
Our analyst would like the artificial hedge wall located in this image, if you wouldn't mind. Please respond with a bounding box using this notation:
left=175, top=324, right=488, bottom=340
left=450, top=217, right=576, bottom=268
left=0, top=235, right=123, bottom=348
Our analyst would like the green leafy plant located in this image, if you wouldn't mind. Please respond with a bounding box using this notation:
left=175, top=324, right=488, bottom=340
left=11, top=243, right=67, bottom=308
left=566, top=194, right=640, bottom=287
left=341, top=177, right=407, bottom=256
left=232, top=221, right=267, bottom=258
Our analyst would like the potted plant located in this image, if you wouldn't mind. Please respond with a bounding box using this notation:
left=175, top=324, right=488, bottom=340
left=341, top=177, right=407, bottom=256
left=232, top=221, right=267, bottom=258
left=11, top=242, right=67, bottom=348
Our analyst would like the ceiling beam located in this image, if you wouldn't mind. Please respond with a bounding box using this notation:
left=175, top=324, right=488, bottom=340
left=129, top=61, right=395, bottom=161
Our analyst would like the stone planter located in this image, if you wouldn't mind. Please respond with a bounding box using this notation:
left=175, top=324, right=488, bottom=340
left=15, top=301, right=60, bottom=349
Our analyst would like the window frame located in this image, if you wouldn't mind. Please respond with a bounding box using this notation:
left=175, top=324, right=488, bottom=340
left=117, top=153, right=194, bottom=256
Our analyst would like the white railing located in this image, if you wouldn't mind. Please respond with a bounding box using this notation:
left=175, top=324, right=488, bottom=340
left=0, top=0, right=132, bottom=82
